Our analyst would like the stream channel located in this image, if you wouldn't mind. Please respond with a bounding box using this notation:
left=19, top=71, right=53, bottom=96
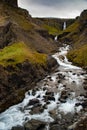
left=0, top=44, right=87, bottom=130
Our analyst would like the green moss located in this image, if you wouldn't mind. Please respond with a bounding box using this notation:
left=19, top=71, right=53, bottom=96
left=0, top=42, right=47, bottom=66
left=58, top=21, right=79, bottom=39
left=63, top=21, right=79, bottom=33
left=2, top=4, right=33, bottom=31
left=43, top=24, right=61, bottom=35
left=67, top=44, right=87, bottom=67
left=11, top=12, right=33, bottom=30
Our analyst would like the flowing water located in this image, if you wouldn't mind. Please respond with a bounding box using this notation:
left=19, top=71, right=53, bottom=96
left=63, top=21, right=66, bottom=30
left=0, top=45, right=86, bottom=130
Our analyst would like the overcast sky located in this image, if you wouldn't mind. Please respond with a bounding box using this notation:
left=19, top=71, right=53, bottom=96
left=18, top=0, right=87, bottom=18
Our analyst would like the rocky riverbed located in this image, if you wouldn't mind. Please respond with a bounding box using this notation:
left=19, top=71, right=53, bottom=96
left=0, top=44, right=87, bottom=130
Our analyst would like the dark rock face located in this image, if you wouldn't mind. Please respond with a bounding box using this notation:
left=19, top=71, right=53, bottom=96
left=0, top=22, right=17, bottom=49
left=24, top=119, right=46, bottom=130
left=2, top=0, right=18, bottom=7
left=0, top=57, right=58, bottom=113
left=28, top=98, right=40, bottom=106
left=12, top=125, right=24, bottom=130
left=74, top=117, right=87, bottom=130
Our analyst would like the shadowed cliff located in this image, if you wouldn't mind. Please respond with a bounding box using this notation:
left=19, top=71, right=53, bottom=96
left=0, top=1, right=58, bottom=112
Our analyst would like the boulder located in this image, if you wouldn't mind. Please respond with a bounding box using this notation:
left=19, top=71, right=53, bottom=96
left=28, top=98, right=40, bottom=106
left=24, top=119, right=46, bottom=130
left=50, top=124, right=64, bottom=130
left=30, top=106, right=44, bottom=114
left=44, top=95, right=55, bottom=102
left=12, top=125, right=24, bottom=130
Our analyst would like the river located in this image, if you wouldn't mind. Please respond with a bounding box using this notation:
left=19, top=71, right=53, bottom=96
left=0, top=44, right=87, bottom=130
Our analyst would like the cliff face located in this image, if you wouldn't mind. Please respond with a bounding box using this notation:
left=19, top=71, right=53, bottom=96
left=2, top=0, right=18, bottom=7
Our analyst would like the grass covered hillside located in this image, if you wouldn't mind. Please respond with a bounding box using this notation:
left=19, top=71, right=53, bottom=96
left=0, top=1, right=58, bottom=112
left=67, top=44, right=87, bottom=67
left=58, top=10, right=87, bottom=67
left=0, top=42, right=47, bottom=66
left=0, top=2, right=58, bottom=53
left=33, top=18, right=75, bottom=35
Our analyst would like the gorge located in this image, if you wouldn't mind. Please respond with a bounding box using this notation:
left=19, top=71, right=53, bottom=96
left=0, top=44, right=87, bottom=130
left=0, top=0, right=87, bottom=130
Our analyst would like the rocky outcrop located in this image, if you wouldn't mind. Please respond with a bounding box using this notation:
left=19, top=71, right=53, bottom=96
left=12, top=119, right=46, bottom=130
left=0, top=56, right=58, bottom=113
left=1, top=0, right=18, bottom=7
left=0, top=22, right=17, bottom=48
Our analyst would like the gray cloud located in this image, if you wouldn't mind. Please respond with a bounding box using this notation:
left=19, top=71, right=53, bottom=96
left=18, top=0, right=87, bottom=18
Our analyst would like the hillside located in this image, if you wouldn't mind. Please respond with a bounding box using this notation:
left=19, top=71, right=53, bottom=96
left=0, top=1, right=59, bottom=112
left=58, top=10, right=87, bottom=68
left=33, top=18, right=75, bottom=35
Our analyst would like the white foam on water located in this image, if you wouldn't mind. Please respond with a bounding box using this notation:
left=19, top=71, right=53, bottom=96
left=53, top=45, right=81, bottom=70
left=31, top=110, right=54, bottom=123
left=51, top=75, right=57, bottom=82
left=58, top=99, right=77, bottom=114
left=76, top=105, right=83, bottom=113
left=65, top=72, right=84, bottom=85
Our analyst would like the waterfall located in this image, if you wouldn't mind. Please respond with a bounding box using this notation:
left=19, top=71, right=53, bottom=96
left=63, top=21, right=66, bottom=30
left=54, top=36, right=58, bottom=41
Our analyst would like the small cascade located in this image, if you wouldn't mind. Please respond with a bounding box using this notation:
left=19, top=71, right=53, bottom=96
left=63, top=21, right=66, bottom=30
left=54, top=36, right=58, bottom=41
left=46, top=123, right=50, bottom=130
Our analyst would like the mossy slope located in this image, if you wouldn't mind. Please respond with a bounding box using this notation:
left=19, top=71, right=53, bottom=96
left=67, top=45, right=87, bottom=67
left=0, top=42, right=47, bottom=66
left=58, top=10, right=87, bottom=67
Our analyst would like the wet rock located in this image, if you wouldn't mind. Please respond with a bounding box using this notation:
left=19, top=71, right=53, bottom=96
left=46, top=91, right=54, bottom=96
left=58, top=74, right=65, bottom=79
left=59, top=98, right=66, bottom=103
left=74, top=117, right=87, bottom=130
left=81, top=101, right=87, bottom=108
left=43, top=104, right=48, bottom=109
left=44, top=96, right=55, bottom=101
left=37, top=95, right=40, bottom=98
left=83, top=85, right=87, bottom=90
left=72, top=81, right=76, bottom=83
left=11, top=125, right=24, bottom=130
left=75, top=103, right=82, bottom=107
left=73, top=73, right=76, bottom=75
left=32, top=90, right=36, bottom=96
left=43, top=87, right=47, bottom=91
left=83, top=81, right=87, bottom=85
left=30, top=106, right=44, bottom=114
left=49, top=109, right=57, bottom=120
left=28, top=98, right=40, bottom=106
left=50, top=124, right=65, bottom=130
left=59, top=55, right=65, bottom=60
left=24, top=119, right=46, bottom=130
left=60, top=90, right=68, bottom=99
left=47, top=56, right=58, bottom=72
left=58, top=80, right=61, bottom=83
left=63, top=85, right=66, bottom=87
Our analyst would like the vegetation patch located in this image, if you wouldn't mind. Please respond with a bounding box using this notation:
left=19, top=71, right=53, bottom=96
left=58, top=21, right=80, bottom=41
left=67, top=44, right=87, bottom=67
left=43, top=24, right=61, bottom=35
left=0, top=42, right=47, bottom=66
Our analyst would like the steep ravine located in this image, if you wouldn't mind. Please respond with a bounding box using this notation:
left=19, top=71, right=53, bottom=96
left=0, top=44, right=87, bottom=130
